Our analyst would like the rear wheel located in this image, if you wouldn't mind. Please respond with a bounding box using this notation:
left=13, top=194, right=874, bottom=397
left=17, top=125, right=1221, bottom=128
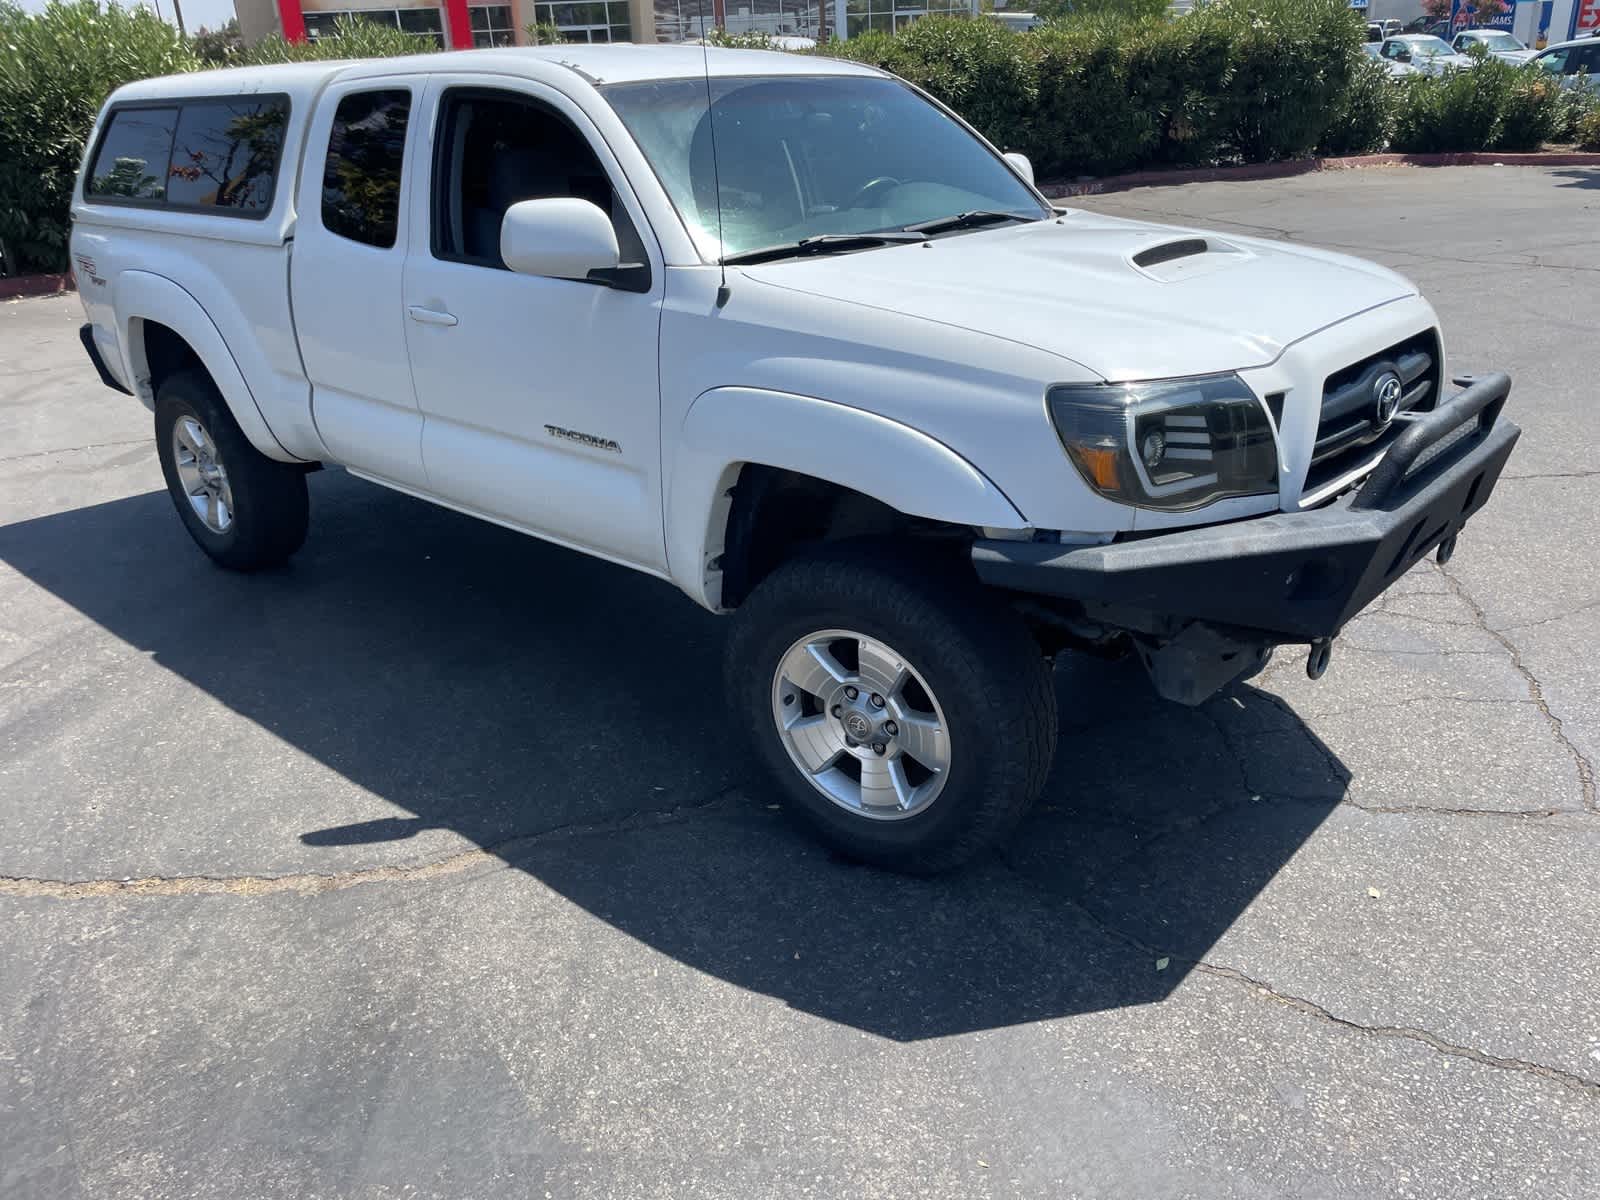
left=726, top=545, right=1058, bottom=873
left=154, top=370, right=309, bottom=571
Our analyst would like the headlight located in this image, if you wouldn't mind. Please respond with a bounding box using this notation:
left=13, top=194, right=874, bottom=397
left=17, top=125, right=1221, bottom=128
left=1047, top=374, right=1278, bottom=512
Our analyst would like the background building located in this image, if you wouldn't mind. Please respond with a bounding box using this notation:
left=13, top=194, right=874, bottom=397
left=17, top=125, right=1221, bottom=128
left=236, top=0, right=976, bottom=44
left=235, top=0, right=658, bottom=47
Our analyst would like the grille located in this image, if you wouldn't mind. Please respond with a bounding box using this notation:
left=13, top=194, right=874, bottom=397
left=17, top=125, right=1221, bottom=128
left=1303, top=330, right=1441, bottom=498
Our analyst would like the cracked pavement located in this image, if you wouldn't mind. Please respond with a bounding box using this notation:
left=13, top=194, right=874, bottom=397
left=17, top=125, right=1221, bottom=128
left=3, top=165, right=1599, bottom=1198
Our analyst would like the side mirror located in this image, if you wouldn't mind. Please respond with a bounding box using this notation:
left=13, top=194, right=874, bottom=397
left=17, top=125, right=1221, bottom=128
left=1003, top=151, right=1035, bottom=186
left=1395, top=48, right=1412, bottom=62
left=501, top=197, right=619, bottom=281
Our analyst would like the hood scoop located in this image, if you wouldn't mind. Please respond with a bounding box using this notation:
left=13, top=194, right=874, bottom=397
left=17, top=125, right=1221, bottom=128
left=1128, top=235, right=1251, bottom=283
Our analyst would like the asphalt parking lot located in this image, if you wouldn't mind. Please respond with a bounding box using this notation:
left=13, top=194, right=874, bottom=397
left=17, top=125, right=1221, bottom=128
left=2, top=164, right=1598, bottom=1199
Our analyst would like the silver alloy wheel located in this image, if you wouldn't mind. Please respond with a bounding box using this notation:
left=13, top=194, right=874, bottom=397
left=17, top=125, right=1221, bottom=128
left=771, top=629, right=952, bottom=821
left=172, top=415, right=234, bottom=534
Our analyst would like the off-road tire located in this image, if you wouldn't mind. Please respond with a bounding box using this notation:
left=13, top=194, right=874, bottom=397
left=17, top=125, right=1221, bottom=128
left=726, top=543, right=1058, bottom=873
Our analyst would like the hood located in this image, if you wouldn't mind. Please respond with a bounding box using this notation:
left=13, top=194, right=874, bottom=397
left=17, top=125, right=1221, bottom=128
left=1492, top=48, right=1536, bottom=62
left=738, top=211, right=1416, bottom=381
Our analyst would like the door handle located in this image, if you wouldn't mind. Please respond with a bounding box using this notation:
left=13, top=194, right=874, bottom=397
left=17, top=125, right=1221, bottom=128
left=407, top=305, right=458, bottom=327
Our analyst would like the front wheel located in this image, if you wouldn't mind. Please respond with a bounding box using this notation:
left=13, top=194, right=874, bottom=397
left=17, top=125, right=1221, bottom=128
left=726, top=546, right=1058, bottom=873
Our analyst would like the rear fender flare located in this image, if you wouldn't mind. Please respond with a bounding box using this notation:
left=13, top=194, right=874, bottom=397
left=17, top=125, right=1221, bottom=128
left=116, top=270, right=300, bottom=462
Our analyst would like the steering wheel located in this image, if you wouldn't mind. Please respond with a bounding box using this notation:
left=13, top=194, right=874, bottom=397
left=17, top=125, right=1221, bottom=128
left=846, top=176, right=902, bottom=209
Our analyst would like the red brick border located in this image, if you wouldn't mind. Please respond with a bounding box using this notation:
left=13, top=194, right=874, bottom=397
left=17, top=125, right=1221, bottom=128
left=1039, top=151, right=1600, bottom=198
left=0, top=272, right=74, bottom=300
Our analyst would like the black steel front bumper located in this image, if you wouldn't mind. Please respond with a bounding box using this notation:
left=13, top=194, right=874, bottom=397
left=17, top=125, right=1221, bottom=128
left=974, top=374, right=1520, bottom=697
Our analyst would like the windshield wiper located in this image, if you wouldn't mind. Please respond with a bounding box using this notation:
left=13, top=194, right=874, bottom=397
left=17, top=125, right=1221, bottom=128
left=721, top=232, right=926, bottom=266
left=902, top=210, right=1038, bottom=236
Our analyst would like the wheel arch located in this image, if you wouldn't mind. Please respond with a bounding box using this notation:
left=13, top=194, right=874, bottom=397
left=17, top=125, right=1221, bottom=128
left=667, top=387, right=1029, bottom=611
left=116, top=271, right=303, bottom=463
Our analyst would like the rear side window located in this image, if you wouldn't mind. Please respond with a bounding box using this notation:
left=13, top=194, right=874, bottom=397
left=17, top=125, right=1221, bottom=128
left=86, top=107, right=179, bottom=201
left=84, top=95, right=289, bottom=217
left=165, top=99, right=288, bottom=211
left=321, top=90, right=412, bottom=248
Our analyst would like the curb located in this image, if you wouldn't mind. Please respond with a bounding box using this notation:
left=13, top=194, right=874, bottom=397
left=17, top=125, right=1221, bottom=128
left=0, top=273, right=75, bottom=300
left=1039, top=151, right=1600, bottom=198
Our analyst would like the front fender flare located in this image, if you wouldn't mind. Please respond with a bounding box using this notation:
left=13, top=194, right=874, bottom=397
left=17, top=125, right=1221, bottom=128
left=667, top=386, right=1028, bottom=609
left=116, top=270, right=301, bottom=462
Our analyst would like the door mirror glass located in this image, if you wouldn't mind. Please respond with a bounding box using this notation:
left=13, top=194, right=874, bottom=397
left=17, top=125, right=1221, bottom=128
left=1002, top=151, right=1035, bottom=186
left=500, top=197, right=620, bottom=281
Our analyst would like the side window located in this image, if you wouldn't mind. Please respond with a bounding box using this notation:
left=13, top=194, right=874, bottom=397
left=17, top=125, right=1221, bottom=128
left=321, top=89, right=412, bottom=249
left=432, top=89, right=646, bottom=271
left=165, top=98, right=288, bottom=212
left=86, top=107, right=178, bottom=201
left=1537, top=48, right=1569, bottom=73
left=1573, top=45, right=1600, bottom=75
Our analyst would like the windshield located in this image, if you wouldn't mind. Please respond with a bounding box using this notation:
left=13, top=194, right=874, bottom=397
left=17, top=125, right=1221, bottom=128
left=1471, top=32, right=1525, bottom=51
left=601, top=75, right=1049, bottom=261
left=1409, top=37, right=1456, bottom=56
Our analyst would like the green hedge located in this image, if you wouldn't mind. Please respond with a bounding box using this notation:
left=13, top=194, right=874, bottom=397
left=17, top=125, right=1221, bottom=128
left=828, top=7, right=1595, bottom=179
left=2, top=0, right=1595, bottom=275
left=831, top=0, right=1366, bottom=178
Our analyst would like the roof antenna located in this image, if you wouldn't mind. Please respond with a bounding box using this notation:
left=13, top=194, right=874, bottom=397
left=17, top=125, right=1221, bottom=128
left=698, top=0, right=731, bottom=308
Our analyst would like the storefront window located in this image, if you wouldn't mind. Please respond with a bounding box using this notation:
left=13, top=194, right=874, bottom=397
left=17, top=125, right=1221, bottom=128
left=535, top=0, right=631, bottom=41
left=469, top=4, right=515, bottom=45
left=304, top=8, right=445, bottom=46
left=842, top=0, right=969, bottom=38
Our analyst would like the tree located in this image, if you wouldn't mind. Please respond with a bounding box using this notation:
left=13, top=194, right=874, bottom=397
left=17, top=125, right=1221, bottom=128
left=1469, top=0, right=1507, bottom=25
left=0, top=0, right=198, bottom=273
left=1422, top=0, right=1450, bottom=21
left=191, top=18, right=245, bottom=66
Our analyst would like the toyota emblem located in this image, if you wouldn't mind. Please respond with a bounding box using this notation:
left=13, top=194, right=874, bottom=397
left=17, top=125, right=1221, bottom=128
left=1373, top=372, right=1403, bottom=425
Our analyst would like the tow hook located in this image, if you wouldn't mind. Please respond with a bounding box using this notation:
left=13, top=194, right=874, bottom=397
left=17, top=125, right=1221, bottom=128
left=1436, top=532, right=1458, bottom=565
left=1306, top=637, right=1334, bottom=681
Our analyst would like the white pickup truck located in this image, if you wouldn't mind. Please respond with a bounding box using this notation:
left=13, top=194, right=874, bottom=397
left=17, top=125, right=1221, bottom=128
left=72, top=45, right=1519, bottom=872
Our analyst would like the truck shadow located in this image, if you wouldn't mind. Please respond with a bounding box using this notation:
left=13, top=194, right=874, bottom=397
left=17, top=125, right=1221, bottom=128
left=0, top=469, right=1349, bottom=1040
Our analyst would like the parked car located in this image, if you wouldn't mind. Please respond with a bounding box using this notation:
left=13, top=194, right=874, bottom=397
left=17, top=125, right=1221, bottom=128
left=1530, top=36, right=1600, bottom=84
left=1381, top=18, right=1403, bottom=35
left=69, top=47, right=1520, bottom=872
left=1366, top=21, right=1385, bottom=42
left=987, top=10, right=1042, bottom=31
left=1379, top=34, right=1477, bottom=75
left=1451, top=28, right=1536, bottom=63
left=1364, top=40, right=1420, bottom=77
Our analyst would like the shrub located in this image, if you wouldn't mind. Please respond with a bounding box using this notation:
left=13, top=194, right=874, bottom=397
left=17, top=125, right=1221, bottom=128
left=1386, top=58, right=1569, bottom=153
left=0, top=0, right=198, bottom=274
left=1579, top=103, right=1600, bottom=151
left=238, top=14, right=423, bottom=64
left=1318, top=53, right=1398, bottom=154
left=706, top=29, right=781, bottom=48
left=1494, top=67, right=1560, bottom=151
left=1028, top=21, right=1152, bottom=177
left=829, top=18, right=1037, bottom=153
left=1550, top=78, right=1599, bottom=143
left=1202, top=0, right=1364, bottom=162
left=1390, top=67, right=1504, bottom=152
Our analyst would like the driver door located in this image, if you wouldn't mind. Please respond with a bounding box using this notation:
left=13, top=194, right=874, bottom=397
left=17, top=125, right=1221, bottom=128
left=401, top=77, right=667, bottom=572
